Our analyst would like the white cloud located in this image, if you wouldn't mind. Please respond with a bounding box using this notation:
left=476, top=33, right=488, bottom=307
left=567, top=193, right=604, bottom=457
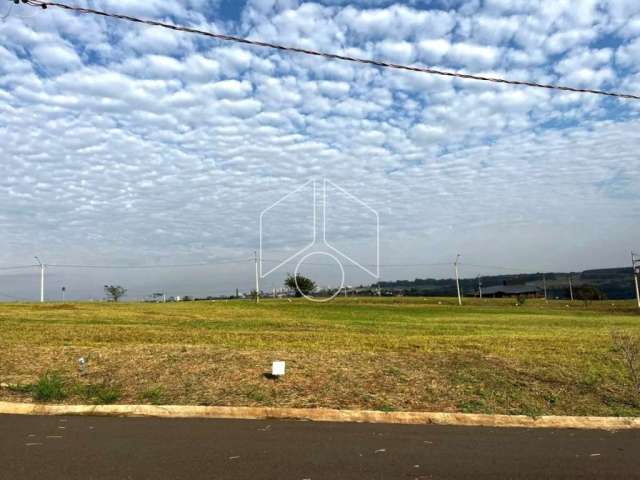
left=219, top=98, right=262, bottom=117
left=545, top=29, right=598, bottom=55
left=377, top=40, right=415, bottom=64
left=211, top=79, right=253, bottom=99
left=0, top=0, right=639, bottom=298
left=417, top=39, right=451, bottom=64
left=411, top=124, right=446, bottom=144
left=316, top=80, right=351, bottom=98
left=31, top=43, right=82, bottom=70
left=616, top=38, right=640, bottom=70
left=447, top=43, right=501, bottom=69
left=471, top=15, right=520, bottom=45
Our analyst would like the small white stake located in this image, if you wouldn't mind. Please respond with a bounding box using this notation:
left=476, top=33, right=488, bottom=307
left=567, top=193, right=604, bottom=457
left=272, top=361, right=285, bottom=377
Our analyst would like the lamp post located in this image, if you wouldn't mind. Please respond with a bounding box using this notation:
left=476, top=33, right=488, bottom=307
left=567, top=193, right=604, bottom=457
left=454, top=254, right=462, bottom=306
left=632, top=252, right=640, bottom=309
left=34, top=256, right=45, bottom=303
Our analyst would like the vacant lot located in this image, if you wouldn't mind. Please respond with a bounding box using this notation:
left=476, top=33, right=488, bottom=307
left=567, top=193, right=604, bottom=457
left=1, top=297, right=639, bottom=416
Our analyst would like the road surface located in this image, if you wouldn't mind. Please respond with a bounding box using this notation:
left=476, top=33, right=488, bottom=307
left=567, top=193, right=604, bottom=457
left=1, top=414, right=639, bottom=479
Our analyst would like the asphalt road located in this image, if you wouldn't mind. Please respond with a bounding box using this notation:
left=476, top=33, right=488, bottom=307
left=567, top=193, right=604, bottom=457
left=1, top=414, right=639, bottom=480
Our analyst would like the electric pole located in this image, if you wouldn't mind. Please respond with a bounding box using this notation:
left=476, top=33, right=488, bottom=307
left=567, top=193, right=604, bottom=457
left=568, top=273, right=574, bottom=302
left=254, top=251, right=260, bottom=304
left=632, top=252, right=640, bottom=309
left=34, top=256, right=45, bottom=303
left=454, top=254, right=462, bottom=306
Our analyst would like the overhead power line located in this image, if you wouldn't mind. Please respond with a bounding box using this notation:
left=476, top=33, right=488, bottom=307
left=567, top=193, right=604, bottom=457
left=0, top=259, right=547, bottom=271
left=47, top=258, right=253, bottom=269
left=17, top=0, right=640, bottom=100
left=462, top=263, right=553, bottom=272
left=261, top=258, right=548, bottom=271
left=0, top=264, right=38, bottom=271
left=0, top=258, right=253, bottom=270
left=260, top=258, right=452, bottom=268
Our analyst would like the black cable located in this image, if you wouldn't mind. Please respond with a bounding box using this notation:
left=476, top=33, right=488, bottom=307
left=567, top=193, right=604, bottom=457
left=46, top=258, right=253, bottom=269
left=18, top=0, right=640, bottom=100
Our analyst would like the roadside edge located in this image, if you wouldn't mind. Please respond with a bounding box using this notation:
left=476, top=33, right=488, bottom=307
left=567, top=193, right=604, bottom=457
left=1, top=402, right=639, bottom=430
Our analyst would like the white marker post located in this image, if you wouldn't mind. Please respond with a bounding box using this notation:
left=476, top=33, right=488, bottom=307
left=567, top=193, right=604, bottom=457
left=272, top=361, right=285, bottom=378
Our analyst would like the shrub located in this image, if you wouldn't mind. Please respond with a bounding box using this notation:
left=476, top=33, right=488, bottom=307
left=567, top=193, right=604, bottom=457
left=245, top=386, right=267, bottom=403
left=79, top=382, right=122, bottom=404
left=33, top=372, right=68, bottom=402
left=7, top=383, right=33, bottom=395
left=611, top=330, right=640, bottom=400
left=140, top=386, right=164, bottom=405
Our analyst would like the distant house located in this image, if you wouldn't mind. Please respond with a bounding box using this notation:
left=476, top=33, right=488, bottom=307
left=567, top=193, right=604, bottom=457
left=477, top=285, right=543, bottom=298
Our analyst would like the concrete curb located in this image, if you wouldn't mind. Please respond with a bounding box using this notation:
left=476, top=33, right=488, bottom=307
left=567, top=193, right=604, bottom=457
left=1, top=402, right=639, bottom=430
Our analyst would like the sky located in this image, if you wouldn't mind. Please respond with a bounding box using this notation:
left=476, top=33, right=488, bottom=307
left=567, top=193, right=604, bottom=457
left=1, top=0, right=639, bottom=300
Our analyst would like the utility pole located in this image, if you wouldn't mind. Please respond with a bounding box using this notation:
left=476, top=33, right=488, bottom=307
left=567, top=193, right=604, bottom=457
left=454, top=254, right=462, bottom=306
left=34, top=256, right=45, bottom=303
left=543, top=274, right=548, bottom=302
left=254, top=251, right=260, bottom=304
left=568, top=273, right=574, bottom=302
left=632, top=252, right=640, bottom=309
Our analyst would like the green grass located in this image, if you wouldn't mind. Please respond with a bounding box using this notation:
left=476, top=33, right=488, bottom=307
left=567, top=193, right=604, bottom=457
left=0, top=297, right=639, bottom=415
left=33, top=372, right=68, bottom=402
left=78, top=382, right=122, bottom=405
left=139, top=386, right=164, bottom=405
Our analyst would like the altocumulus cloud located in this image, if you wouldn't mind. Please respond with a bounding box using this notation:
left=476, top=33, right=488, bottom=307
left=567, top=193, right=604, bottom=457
left=0, top=0, right=639, bottom=299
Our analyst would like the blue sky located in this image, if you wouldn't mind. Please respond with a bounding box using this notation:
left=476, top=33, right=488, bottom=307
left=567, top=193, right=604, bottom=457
left=1, top=0, right=639, bottom=300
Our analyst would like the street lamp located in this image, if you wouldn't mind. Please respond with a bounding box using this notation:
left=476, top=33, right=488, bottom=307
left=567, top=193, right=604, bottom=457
left=34, top=256, right=45, bottom=303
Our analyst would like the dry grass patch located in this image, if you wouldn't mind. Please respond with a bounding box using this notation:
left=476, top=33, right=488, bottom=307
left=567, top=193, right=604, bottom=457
left=1, top=298, right=639, bottom=415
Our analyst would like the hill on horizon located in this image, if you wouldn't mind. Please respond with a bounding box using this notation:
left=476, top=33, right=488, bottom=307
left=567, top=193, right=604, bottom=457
left=377, top=267, right=636, bottom=300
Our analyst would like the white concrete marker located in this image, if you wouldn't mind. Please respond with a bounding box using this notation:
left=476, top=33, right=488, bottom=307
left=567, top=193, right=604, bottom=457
left=272, top=361, right=285, bottom=377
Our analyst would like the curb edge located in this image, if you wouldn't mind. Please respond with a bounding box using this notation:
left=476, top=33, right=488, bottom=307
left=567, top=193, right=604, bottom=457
left=1, top=402, right=639, bottom=430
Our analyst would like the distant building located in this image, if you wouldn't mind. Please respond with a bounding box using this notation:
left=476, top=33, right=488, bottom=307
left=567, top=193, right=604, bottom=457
left=477, top=285, right=543, bottom=298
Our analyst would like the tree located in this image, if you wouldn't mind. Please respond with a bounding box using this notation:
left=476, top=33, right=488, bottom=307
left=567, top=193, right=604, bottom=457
left=575, top=284, right=606, bottom=305
left=285, top=274, right=316, bottom=297
left=104, top=285, right=127, bottom=302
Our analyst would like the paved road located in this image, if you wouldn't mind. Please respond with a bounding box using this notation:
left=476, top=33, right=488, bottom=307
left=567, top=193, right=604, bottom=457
left=1, top=415, right=639, bottom=479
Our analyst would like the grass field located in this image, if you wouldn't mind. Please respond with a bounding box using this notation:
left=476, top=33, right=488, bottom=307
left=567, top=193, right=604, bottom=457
left=1, top=297, right=639, bottom=416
